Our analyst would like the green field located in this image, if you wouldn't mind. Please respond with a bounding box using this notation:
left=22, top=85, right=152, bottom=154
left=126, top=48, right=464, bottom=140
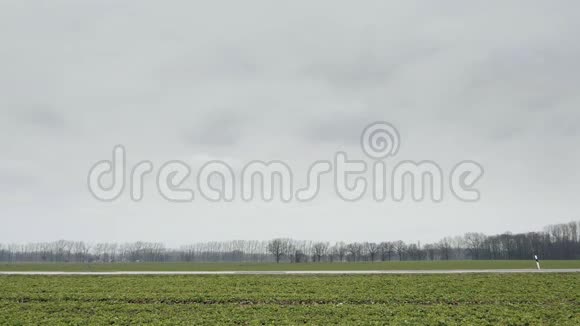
left=1, top=260, right=579, bottom=271
left=0, top=273, right=578, bottom=325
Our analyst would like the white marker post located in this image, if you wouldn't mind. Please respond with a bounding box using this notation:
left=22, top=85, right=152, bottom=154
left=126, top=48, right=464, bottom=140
left=534, top=255, right=541, bottom=270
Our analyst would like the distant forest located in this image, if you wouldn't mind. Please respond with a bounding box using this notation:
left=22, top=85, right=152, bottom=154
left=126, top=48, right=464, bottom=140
left=1, top=221, right=578, bottom=263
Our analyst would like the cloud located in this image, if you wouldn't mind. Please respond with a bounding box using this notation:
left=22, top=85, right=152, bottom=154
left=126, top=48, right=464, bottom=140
left=16, top=109, right=69, bottom=131
left=303, top=44, right=440, bottom=90
left=0, top=0, right=579, bottom=244
left=183, top=112, right=246, bottom=147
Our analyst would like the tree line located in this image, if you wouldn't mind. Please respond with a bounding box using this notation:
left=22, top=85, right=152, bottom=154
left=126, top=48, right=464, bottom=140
left=0, top=221, right=578, bottom=263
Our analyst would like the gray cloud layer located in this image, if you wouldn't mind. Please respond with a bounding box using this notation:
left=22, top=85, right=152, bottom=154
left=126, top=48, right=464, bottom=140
left=1, top=0, right=579, bottom=245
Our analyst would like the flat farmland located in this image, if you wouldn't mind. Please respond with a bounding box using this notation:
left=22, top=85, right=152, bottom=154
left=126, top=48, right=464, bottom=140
left=1, top=273, right=578, bottom=325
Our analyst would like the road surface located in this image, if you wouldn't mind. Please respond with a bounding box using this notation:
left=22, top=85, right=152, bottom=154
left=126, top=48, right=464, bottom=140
left=1, top=269, right=579, bottom=275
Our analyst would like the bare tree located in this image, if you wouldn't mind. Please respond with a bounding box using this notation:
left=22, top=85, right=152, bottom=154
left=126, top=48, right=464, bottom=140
left=394, top=240, right=406, bottom=261
left=437, top=237, right=452, bottom=260
left=379, top=242, right=394, bottom=261
left=1, top=221, right=579, bottom=264
left=464, top=233, right=486, bottom=260
left=365, top=242, right=379, bottom=262
left=312, top=242, right=329, bottom=262
left=346, top=243, right=363, bottom=262
left=267, top=238, right=287, bottom=263
left=332, top=242, right=347, bottom=262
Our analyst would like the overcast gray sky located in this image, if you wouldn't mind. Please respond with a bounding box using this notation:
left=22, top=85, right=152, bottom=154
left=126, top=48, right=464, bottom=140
left=1, top=1, right=579, bottom=246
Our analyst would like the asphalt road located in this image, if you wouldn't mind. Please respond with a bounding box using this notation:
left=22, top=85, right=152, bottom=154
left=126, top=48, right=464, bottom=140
left=1, top=269, right=579, bottom=275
